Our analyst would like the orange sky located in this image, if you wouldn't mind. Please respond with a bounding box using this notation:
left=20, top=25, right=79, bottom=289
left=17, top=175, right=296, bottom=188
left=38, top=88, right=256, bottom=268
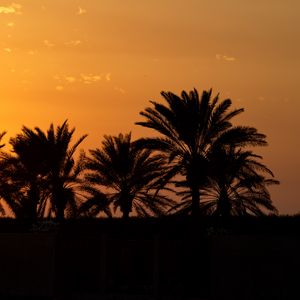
left=0, top=0, right=299, bottom=214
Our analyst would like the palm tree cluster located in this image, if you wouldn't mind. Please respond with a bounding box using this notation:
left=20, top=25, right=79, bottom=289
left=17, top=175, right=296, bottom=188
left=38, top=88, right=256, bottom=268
left=0, top=88, right=278, bottom=220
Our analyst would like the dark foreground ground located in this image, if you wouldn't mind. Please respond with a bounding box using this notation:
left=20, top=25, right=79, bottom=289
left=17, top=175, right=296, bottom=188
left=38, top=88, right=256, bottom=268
left=0, top=216, right=299, bottom=300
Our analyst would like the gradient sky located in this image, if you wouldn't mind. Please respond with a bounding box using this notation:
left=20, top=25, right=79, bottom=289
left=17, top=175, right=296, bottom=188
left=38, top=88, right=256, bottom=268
left=0, top=0, right=299, bottom=214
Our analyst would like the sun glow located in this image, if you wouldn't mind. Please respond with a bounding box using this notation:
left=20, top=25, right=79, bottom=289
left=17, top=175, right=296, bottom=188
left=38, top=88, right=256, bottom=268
left=0, top=0, right=299, bottom=213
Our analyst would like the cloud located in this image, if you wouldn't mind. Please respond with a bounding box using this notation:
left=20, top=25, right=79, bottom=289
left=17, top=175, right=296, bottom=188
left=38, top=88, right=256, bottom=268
left=105, top=73, right=111, bottom=81
left=55, top=85, right=64, bottom=91
left=28, top=50, right=37, bottom=55
left=216, top=54, right=236, bottom=62
left=77, top=6, right=87, bottom=15
left=65, top=76, right=76, bottom=83
left=80, top=73, right=102, bottom=83
left=0, top=3, right=22, bottom=14
left=53, top=75, right=60, bottom=80
left=53, top=72, right=112, bottom=87
left=7, top=22, right=15, bottom=27
left=3, top=48, right=12, bottom=53
left=65, top=40, right=82, bottom=47
left=43, top=40, right=54, bottom=47
left=114, top=86, right=126, bottom=94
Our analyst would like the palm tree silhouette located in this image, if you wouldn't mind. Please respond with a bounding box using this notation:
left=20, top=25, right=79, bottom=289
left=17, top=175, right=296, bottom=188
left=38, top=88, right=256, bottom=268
left=78, top=187, right=112, bottom=218
left=0, top=129, right=48, bottom=220
left=0, top=121, right=87, bottom=221
left=38, top=121, right=87, bottom=220
left=0, top=131, right=20, bottom=217
left=172, top=146, right=278, bottom=216
left=136, top=88, right=267, bottom=217
left=85, top=133, right=175, bottom=218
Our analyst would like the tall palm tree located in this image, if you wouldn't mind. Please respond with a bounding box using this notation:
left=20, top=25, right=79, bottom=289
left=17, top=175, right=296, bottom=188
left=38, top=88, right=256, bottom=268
left=0, top=121, right=87, bottom=221
left=85, top=133, right=175, bottom=218
left=136, top=88, right=267, bottom=217
left=171, top=146, right=279, bottom=216
left=38, top=121, right=88, bottom=220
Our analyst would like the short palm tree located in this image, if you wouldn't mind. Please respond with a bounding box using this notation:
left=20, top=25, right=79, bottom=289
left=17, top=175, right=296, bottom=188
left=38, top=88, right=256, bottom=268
left=0, top=121, right=87, bottom=221
left=85, top=133, right=175, bottom=218
left=0, top=131, right=19, bottom=217
left=0, top=129, right=47, bottom=220
left=0, top=157, right=41, bottom=219
left=171, top=146, right=278, bottom=216
left=136, top=88, right=267, bottom=217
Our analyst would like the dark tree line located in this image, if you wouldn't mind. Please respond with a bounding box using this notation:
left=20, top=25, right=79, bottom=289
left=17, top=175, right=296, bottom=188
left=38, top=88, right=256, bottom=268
left=0, top=89, right=279, bottom=220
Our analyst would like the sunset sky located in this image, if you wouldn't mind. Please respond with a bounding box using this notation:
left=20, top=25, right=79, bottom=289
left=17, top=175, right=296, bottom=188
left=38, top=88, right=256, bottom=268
left=0, top=0, right=299, bottom=214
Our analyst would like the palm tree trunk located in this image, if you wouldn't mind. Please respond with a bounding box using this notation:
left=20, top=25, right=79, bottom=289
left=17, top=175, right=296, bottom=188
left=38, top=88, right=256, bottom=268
left=56, top=206, right=64, bottom=222
left=120, top=195, right=132, bottom=219
left=55, top=195, right=65, bottom=222
left=54, top=185, right=65, bottom=222
left=122, top=210, right=130, bottom=219
left=191, top=185, right=200, bottom=218
left=219, top=187, right=231, bottom=217
left=28, top=182, right=39, bottom=221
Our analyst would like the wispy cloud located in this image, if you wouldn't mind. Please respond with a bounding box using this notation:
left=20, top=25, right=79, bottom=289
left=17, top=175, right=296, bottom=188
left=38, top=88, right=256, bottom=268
left=105, top=73, right=111, bottom=81
left=43, top=40, right=54, bottom=47
left=114, top=86, right=126, bottom=94
left=0, top=3, right=22, bottom=14
left=216, top=54, right=236, bottom=62
left=80, top=73, right=102, bottom=83
left=65, top=40, right=82, bottom=47
left=28, top=50, right=37, bottom=55
left=55, top=85, right=64, bottom=91
left=65, top=76, right=76, bottom=83
left=3, top=47, right=12, bottom=53
left=53, top=75, right=60, bottom=80
left=7, top=22, right=15, bottom=27
left=53, top=73, right=112, bottom=86
left=77, top=6, right=87, bottom=15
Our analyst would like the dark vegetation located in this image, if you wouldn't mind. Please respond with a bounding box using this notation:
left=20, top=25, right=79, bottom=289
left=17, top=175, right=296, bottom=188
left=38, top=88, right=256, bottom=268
left=0, top=216, right=299, bottom=300
left=1, top=215, right=300, bottom=235
left=0, top=88, right=279, bottom=221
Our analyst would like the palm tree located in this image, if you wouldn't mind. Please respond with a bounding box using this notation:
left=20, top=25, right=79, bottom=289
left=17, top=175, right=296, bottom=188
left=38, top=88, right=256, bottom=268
left=0, top=159, right=37, bottom=219
left=78, top=187, right=112, bottom=218
left=85, top=133, right=175, bottom=218
left=0, top=121, right=87, bottom=221
left=40, top=121, right=88, bottom=220
left=171, top=146, right=278, bottom=216
left=0, top=131, right=18, bottom=217
left=0, top=129, right=47, bottom=220
left=136, top=88, right=267, bottom=217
